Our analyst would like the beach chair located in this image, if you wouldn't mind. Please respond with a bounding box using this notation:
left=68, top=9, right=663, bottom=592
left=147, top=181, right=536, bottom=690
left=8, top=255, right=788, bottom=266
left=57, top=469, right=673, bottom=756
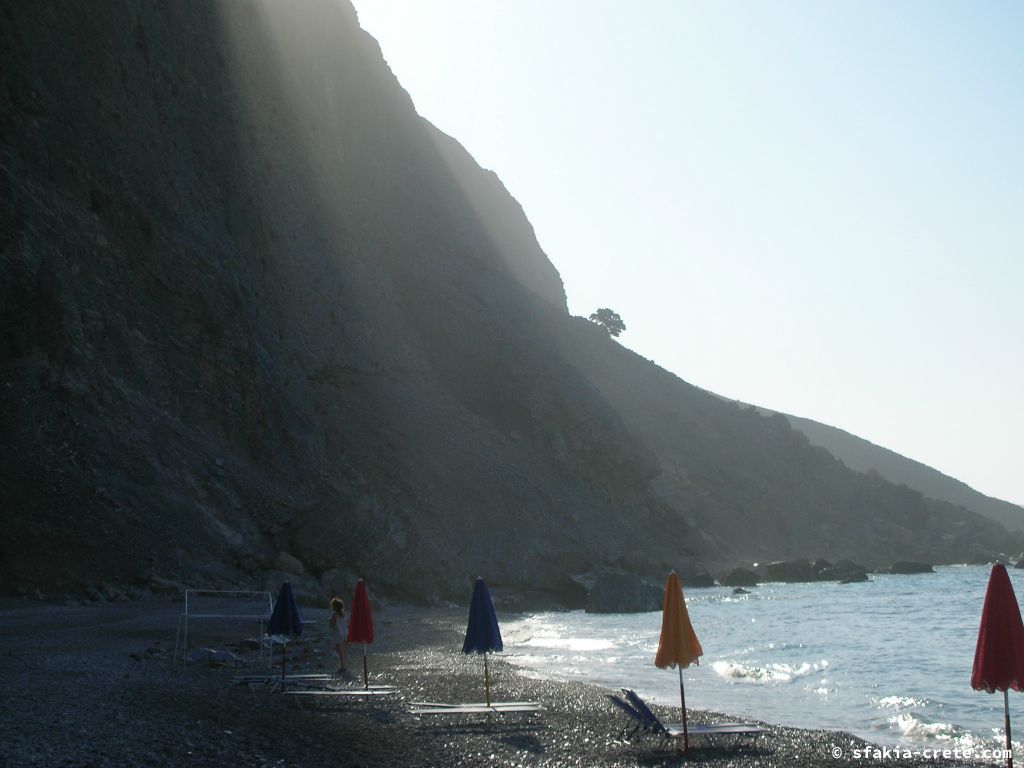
left=605, top=694, right=648, bottom=740
left=409, top=700, right=543, bottom=716
left=233, top=673, right=396, bottom=700
left=232, top=673, right=336, bottom=693
left=620, top=689, right=764, bottom=744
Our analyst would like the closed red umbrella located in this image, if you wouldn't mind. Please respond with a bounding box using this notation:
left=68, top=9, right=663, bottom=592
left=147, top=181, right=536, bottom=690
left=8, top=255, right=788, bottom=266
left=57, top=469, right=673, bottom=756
left=972, top=564, right=1024, bottom=767
left=347, top=579, right=375, bottom=690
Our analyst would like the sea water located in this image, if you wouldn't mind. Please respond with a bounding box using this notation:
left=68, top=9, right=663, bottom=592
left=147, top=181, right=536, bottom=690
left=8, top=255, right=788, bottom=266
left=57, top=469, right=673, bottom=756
left=501, top=565, right=1022, bottom=756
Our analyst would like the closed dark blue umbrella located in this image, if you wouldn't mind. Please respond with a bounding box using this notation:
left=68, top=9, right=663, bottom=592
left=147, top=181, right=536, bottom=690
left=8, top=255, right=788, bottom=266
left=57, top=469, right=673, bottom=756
left=268, top=581, right=303, bottom=678
left=462, top=578, right=502, bottom=704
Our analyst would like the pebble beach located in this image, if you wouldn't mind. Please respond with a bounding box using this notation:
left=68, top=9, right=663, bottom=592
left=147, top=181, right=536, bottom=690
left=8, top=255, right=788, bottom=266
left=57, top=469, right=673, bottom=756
left=0, top=598, right=986, bottom=767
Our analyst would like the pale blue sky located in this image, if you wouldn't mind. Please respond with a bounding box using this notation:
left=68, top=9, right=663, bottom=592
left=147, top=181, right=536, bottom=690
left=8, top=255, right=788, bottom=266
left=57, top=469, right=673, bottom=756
left=352, top=1, right=1023, bottom=505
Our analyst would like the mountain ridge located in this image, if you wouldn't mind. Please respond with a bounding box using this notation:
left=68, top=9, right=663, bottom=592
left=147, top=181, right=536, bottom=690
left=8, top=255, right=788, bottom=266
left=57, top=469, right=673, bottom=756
left=782, top=413, right=1024, bottom=532
left=719, top=391, right=1024, bottom=533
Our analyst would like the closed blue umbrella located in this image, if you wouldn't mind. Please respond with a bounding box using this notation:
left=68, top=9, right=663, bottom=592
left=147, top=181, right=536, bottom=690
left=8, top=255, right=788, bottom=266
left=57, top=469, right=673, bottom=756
left=268, top=581, right=303, bottom=678
left=463, top=577, right=502, bottom=705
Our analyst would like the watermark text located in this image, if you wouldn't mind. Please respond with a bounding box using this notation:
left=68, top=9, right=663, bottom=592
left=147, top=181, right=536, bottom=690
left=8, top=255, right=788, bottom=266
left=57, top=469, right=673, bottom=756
left=830, top=745, right=1012, bottom=761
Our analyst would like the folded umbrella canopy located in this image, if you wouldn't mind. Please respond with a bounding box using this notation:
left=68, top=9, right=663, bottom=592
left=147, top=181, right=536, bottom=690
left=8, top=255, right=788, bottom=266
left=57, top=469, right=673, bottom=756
left=267, top=581, right=303, bottom=679
left=347, top=579, right=375, bottom=690
left=463, top=577, right=503, bottom=706
left=654, top=571, right=703, bottom=752
left=972, top=563, right=1024, bottom=768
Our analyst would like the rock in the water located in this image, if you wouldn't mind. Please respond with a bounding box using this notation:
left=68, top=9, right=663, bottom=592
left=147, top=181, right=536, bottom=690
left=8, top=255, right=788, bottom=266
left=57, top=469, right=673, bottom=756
left=818, top=559, right=869, bottom=583
left=679, top=568, right=716, bottom=588
left=839, top=572, right=869, bottom=584
left=721, top=567, right=759, bottom=587
left=756, top=558, right=869, bottom=583
left=886, top=561, right=934, bottom=575
left=764, top=559, right=817, bottom=583
left=585, top=572, right=662, bottom=614
left=732, top=587, right=750, bottom=594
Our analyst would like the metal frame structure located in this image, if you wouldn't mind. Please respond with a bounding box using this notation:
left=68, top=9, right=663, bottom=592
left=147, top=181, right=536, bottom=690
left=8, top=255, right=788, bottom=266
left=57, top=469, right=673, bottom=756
left=173, top=588, right=273, bottom=668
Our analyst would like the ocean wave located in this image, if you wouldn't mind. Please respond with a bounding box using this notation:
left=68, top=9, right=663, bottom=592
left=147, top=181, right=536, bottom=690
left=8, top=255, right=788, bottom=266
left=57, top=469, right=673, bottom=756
left=880, top=715, right=1005, bottom=759
left=520, top=637, right=614, bottom=652
left=711, top=659, right=827, bottom=684
left=889, top=713, right=963, bottom=741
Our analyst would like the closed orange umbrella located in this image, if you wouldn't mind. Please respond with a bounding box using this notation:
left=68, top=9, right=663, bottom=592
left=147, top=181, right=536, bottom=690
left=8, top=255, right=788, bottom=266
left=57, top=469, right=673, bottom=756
left=655, top=571, right=703, bottom=751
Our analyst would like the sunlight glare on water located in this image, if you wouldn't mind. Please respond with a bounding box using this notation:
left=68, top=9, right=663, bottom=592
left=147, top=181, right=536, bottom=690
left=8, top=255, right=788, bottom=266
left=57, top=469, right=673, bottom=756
left=502, top=566, right=1024, bottom=757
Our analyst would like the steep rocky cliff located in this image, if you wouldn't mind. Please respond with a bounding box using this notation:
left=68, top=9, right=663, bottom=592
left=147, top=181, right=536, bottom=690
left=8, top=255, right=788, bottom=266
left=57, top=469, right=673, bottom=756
left=2, top=0, right=1017, bottom=603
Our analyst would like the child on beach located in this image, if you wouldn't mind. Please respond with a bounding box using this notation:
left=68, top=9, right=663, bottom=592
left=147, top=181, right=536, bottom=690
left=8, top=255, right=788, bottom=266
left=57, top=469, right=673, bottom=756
left=329, top=597, right=347, bottom=673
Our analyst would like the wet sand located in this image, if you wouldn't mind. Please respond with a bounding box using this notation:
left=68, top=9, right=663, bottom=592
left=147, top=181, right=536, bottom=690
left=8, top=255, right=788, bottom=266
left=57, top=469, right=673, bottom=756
left=0, top=598, right=981, bottom=767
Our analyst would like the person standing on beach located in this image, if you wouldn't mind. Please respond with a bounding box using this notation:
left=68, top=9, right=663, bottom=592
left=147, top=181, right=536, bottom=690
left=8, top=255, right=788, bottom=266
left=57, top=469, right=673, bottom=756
left=329, top=597, right=347, bottom=673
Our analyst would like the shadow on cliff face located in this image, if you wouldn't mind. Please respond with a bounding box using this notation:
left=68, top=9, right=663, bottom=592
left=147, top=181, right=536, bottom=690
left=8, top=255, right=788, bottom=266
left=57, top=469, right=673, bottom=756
left=1, top=0, right=689, bottom=601
left=206, top=0, right=691, bottom=600
left=204, top=0, right=1022, bottom=592
left=0, top=0, right=308, bottom=596
left=4, top=1, right=1012, bottom=602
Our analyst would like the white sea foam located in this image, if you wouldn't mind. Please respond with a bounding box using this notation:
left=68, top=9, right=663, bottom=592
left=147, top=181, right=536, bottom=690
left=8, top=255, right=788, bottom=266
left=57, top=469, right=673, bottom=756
left=521, top=637, right=614, bottom=652
left=813, top=677, right=836, bottom=696
left=711, top=659, right=827, bottom=684
left=890, top=713, right=961, bottom=741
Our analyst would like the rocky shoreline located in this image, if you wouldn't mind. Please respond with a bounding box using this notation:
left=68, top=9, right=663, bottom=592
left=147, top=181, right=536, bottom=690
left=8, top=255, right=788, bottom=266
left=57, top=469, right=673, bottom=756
left=0, top=597, right=989, bottom=767
left=10, top=556, right=963, bottom=617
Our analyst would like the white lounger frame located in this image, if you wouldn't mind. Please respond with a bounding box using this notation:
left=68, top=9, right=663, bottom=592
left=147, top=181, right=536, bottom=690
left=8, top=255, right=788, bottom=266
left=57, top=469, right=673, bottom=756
left=409, top=700, right=543, bottom=715
left=173, top=589, right=273, bottom=668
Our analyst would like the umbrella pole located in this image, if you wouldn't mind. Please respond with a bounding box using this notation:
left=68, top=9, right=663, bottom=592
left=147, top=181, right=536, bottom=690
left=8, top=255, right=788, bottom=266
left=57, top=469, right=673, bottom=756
left=679, top=666, right=689, bottom=753
left=1006, top=689, right=1013, bottom=768
left=362, top=643, right=369, bottom=691
left=281, top=642, right=286, bottom=680
left=484, top=652, right=492, bottom=707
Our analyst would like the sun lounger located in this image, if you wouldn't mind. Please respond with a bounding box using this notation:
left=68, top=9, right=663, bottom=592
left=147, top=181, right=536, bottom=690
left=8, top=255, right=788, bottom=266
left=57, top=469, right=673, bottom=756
left=606, top=694, right=648, bottom=739
left=686, top=724, right=767, bottom=736
left=409, top=703, right=543, bottom=715
left=233, top=673, right=338, bottom=692
left=409, top=700, right=542, bottom=716
left=234, top=674, right=394, bottom=697
left=410, top=701, right=539, bottom=709
left=285, top=687, right=397, bottom=698
left=619, top=689, right=763, bottom=743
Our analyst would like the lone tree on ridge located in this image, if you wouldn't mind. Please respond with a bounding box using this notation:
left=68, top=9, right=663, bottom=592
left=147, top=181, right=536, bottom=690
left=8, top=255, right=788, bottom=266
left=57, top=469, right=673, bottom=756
left=588, top=308, right=626, bottom=337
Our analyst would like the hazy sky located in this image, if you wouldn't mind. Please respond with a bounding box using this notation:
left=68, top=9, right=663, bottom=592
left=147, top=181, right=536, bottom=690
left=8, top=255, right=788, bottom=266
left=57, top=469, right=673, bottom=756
left=352, top=1, right=1023, bottom=506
